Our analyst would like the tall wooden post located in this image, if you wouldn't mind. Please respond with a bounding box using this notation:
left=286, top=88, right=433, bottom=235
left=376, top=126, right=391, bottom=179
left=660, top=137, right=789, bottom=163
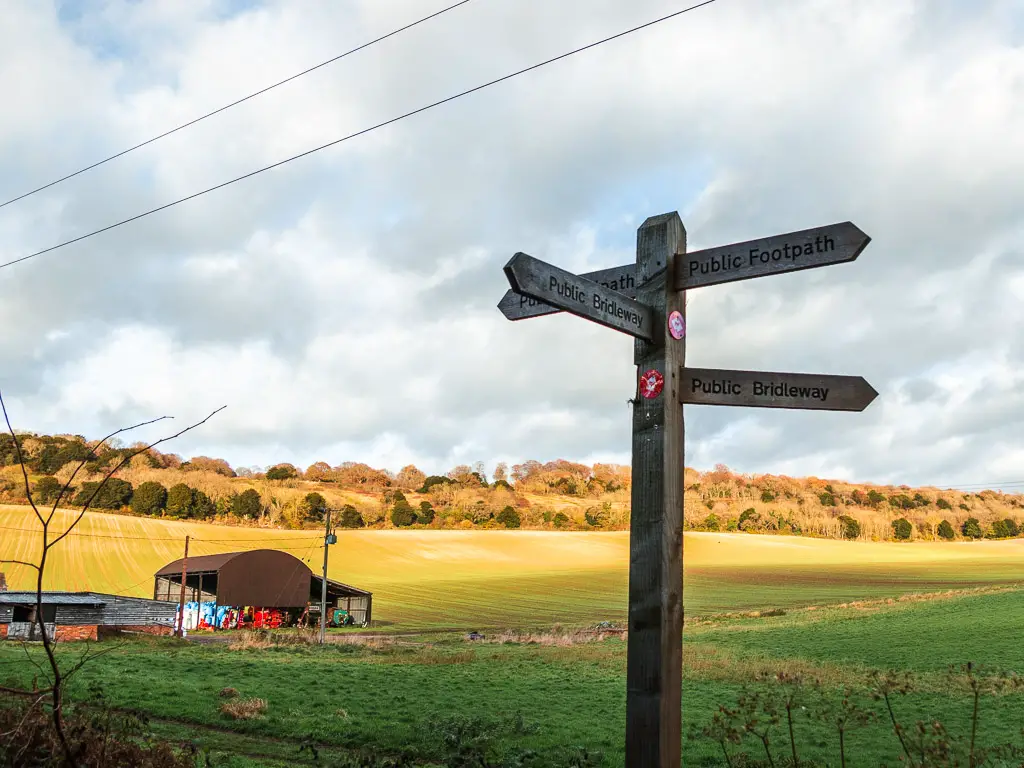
left=627, top=212, right=686, bottom=766
left=320, top=508, right=332, bottom=645
left=175, top=535, right=189, bottom=638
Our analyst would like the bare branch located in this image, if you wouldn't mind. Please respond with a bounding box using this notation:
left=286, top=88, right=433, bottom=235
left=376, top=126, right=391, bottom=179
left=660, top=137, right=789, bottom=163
left=16, top=641, right=51, bottom=689
left=0, top=390, right=44, bottom=526
left=48, top=405, right=226, bottom=549
left=48, top=414, right=173, bottom=525
left=61, top=639, right=126, bottom=684
left=0, top=559, right=40, bottom=571
left=0, top=685, right=50, bottom=697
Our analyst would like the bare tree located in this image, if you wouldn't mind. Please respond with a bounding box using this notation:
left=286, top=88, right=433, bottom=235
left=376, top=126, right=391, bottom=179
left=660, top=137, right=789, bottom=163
left=0, top=389, right=224, bottom=767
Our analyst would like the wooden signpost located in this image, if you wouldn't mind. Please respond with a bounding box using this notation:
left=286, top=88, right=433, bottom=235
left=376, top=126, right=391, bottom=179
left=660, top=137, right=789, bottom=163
left=680, top=368, right=878, bottom=412
left=498, top=222, right=870, bottom=319
left=498, top=213, right=876, bottom=766
left=503, top=252, right=653, bottom=339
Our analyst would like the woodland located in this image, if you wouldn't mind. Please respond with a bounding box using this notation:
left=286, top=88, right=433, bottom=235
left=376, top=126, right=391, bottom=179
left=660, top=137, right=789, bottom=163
left=1, top=431, right=1020, bottom=542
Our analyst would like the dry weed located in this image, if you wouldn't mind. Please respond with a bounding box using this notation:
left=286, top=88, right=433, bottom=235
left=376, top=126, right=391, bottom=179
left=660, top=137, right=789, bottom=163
left=329, top=634, right=394, bottom=649
left=490, top=628, right=621, bottom=646
left=227, top=630, right=273, bottom=650
left=219, top=697, right=268, bottom=720
left=218, top=687, right=239, bottom=699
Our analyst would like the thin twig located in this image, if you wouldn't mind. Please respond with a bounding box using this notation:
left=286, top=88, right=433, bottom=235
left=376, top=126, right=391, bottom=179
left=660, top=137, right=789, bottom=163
left=47, top=415, right=172, bottom=522
left=48, top=407, right=225, bottom=549
left=0, top=391, right=45, bottom=527
left=0, top=559, right=40, bottom=570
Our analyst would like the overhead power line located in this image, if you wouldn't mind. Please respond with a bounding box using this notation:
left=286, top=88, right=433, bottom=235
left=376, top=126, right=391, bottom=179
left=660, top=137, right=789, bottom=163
left=0, top=0, right=720, bottom=272
left=0, top=523, right=322, bottom=542
left=0, top=0, right=475, bottom=211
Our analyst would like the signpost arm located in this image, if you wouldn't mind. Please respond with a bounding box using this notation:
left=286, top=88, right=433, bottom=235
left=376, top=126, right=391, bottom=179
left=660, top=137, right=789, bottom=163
left=626, top=212, right=686, bottom=766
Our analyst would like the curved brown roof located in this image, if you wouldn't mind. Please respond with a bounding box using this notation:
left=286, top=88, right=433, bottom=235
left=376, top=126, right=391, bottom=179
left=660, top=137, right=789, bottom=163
left=155, top=549, right=313, bottom=608
left=155, top=551, right=249, bottom=576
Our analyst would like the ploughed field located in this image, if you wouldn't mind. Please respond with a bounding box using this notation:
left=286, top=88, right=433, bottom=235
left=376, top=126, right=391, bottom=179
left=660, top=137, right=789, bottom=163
left=4, top=587, right=1024, bottom=766
left=4, top=504, right=1024, bottom=629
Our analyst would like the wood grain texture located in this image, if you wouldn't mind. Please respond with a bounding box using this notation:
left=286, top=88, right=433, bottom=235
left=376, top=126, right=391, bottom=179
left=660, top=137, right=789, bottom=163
left=679, top=367, right=879, bottom=411
left=497, top=263, right=637, bottom=320
left=673, top=221, right=870, bottom=290
left=503, top=253, right=654, bottom=340
left=626, top=212, right=685, bottom=767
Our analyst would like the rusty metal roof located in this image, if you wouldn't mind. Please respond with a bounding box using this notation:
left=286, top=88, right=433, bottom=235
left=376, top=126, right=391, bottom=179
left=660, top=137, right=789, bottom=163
left=154, top=551, right=246, bottom=576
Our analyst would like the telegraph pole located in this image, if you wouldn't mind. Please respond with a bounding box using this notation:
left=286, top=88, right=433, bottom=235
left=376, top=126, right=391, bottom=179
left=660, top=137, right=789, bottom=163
left=319, top=509, right=333, bottom=645
left=175, top=535, right=189, bottom=639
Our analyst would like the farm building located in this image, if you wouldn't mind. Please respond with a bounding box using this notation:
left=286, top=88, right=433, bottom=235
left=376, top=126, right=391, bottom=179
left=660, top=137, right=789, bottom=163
left=152, top=549, right=372, bottom=631
left=0, top=592, right=177, bottom=642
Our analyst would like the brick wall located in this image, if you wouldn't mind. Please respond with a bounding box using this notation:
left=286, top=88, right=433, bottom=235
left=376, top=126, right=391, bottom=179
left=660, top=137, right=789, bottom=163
left=55, top=625, right=99, bottom=642
left=98, top=625, right=173, bottom=640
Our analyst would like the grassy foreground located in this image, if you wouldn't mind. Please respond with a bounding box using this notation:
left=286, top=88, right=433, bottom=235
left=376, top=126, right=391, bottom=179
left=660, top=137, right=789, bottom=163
left=4, top=587, right=1024, bottom=766
left=5, top=505, right=1024, bottom=629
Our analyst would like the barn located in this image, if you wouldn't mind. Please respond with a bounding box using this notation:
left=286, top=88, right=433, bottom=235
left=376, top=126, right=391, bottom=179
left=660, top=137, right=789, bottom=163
left=152, top=549, right=372, bottom=631
left=0, top=592, right=177, bottom=642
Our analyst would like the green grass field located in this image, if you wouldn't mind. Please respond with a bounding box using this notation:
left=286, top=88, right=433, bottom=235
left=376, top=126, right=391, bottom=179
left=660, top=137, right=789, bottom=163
left=4, top=588, right=1024, bottom=766
left=7, top=505, right=1024, bottom=764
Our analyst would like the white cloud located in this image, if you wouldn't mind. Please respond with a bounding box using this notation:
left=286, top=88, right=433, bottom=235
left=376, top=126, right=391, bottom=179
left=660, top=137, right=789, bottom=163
left=0, top=0, right=1022, bottom=489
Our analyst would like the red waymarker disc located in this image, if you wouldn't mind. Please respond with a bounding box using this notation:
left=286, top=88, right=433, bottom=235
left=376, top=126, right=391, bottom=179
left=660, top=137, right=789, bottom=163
left=639, top=369, right=664, bottom=399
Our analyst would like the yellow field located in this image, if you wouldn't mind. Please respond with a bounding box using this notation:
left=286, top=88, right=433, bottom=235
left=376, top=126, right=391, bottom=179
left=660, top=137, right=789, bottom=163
left=4, top=505, right=1024, bottom=629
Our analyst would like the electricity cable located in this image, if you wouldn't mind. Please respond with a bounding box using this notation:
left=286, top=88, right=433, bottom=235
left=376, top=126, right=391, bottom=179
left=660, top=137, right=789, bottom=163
left=0, top=0, right=476, bottom=211
left=0, top=0, right=720, bottom=271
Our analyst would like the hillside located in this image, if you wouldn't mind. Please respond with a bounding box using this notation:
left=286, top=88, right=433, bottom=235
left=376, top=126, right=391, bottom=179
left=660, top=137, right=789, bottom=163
left=0, top=430, right=1022, bottom=542
left=4, top=506, right=1024, bottom=629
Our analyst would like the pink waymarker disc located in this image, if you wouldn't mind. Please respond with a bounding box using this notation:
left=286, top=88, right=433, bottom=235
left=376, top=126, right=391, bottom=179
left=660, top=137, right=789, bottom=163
left=668, top=310, right=686, bottom=340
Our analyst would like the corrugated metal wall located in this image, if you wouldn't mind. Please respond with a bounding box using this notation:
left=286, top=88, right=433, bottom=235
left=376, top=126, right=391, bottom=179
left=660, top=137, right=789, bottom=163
left=1, top=596, right=176, bottom=627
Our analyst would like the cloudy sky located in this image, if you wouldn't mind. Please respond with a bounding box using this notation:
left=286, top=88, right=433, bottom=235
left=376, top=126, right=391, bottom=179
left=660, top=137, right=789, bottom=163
left=0, top=0, right=1021, bottom=491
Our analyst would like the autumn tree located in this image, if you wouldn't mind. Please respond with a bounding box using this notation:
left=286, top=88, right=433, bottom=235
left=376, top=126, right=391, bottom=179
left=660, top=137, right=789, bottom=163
left=492, top=462, right=508, bottom=485
left=447, top=464, right=477, bottom=485
left=180, top=455, right=236, bottom=477
left=334, top=462, right=392, bottom=491
left=305, top=461, right=333, bottom=482
left=592, top=463, right=630, bottom=493
left=396, top=464, right=426, bottom=490
left=511, top=460, right=543, bottom=485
